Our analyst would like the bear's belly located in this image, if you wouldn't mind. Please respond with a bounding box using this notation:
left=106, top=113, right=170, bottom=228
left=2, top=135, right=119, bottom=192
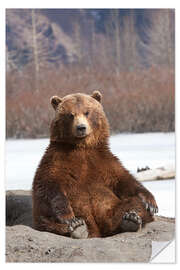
left=90, top=185, right=120, bottom=216
left=66, top=183, right=120, bottom=222
left=65, top=184, right=92, bottom=218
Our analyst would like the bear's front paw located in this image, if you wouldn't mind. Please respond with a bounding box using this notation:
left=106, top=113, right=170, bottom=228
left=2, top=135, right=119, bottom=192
left=121, top=211, right=142, bottom=232
left=65, top=217, right=88, bottom=239
left=138, top=192, right=158, bottom=215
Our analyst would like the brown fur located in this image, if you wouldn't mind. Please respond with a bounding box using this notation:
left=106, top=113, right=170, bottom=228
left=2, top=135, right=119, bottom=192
left=32, top=91, right=158, bottom=238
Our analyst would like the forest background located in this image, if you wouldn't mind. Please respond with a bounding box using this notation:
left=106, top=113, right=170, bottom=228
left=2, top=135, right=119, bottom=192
left=6, top=9, right=175, bottom=138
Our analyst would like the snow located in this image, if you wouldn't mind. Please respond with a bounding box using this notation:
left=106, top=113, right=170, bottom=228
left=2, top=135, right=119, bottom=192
left=109, top=132, right=175, bottom=174
left=6, top=138, right=48, bottom=190
left=6, top=132, right=175, bottom=216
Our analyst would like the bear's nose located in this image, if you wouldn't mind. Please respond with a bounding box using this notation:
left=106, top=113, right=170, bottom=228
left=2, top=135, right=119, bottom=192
left=76, top=124, right=86, bottom=132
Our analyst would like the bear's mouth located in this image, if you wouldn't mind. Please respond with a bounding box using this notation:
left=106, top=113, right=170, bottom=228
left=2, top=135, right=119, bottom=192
left=75, top=132, right=88, bottom=139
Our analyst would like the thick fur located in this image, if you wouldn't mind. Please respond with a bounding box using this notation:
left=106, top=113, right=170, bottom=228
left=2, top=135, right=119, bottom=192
left=32, top=91, right=158, bottom=238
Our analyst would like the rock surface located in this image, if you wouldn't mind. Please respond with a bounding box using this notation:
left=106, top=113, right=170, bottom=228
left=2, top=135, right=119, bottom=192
left=6, top=190, right=175, bottom=263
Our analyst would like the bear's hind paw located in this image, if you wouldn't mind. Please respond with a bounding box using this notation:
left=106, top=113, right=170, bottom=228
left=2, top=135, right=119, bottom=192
left=120, top=211, right=142, bottom=232
left=65, top=217, right=88, bottom=239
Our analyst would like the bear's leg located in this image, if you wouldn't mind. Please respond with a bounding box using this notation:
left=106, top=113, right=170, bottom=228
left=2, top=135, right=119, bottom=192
left=35, top=216, right=88, bottom=239
left=112, top=196, right=154, bottom=234
left=33, top=190, right=89, bottom=238
left=99, top=195, right=154, bottom=236
left=51, top=194, right=89, bottom=238
left=84, top=215, right=102, bottom=238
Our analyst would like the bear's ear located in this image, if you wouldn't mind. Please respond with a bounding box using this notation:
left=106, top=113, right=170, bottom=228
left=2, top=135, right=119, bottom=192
left=91, top=90, right=102, bottom=103
left=50, top=96, right=62, bottom=110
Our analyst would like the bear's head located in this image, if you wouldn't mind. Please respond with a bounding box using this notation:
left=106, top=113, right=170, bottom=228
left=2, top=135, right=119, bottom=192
left=50, top=91, right=110, bottom=147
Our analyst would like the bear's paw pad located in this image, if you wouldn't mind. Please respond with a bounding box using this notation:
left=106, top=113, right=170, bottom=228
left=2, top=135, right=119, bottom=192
left=66, top=217, right=88, bottom=239
left=121, top=211, right=142, bottom=232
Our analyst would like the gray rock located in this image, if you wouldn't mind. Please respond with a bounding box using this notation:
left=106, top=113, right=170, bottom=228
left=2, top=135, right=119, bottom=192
left=6, top=190, right=175, bottom=263
left=6, top=190, right=32, bottom=227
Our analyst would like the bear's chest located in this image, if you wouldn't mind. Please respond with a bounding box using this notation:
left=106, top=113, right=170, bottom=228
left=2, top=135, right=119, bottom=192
left=56, top=150, right=105, bottom=183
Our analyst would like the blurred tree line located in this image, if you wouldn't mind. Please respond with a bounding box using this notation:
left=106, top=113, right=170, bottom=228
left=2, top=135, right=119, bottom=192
left=6, top=9, right=175, bottom=138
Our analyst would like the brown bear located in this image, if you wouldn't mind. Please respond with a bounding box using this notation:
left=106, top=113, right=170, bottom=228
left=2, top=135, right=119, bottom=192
left=32, top=91, right=158, bottom=238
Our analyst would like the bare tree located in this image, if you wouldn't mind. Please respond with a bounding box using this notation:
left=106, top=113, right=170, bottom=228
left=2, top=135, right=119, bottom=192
left=73, top=10, right=91, bottom=66
left=145, top=9, right=175, bottom=68
left=6, top=48, right=17, bottom=71
left=121, top=10, right=140, bottom=71
left=104, top=9, right=122, bottom=74
left=73, top=21, right=83, bottom=63
left=31, top=9, right=65, bottom=91
left=31, top=9, right=39, bottom=92
left=112, top=9, right=121, bottom=74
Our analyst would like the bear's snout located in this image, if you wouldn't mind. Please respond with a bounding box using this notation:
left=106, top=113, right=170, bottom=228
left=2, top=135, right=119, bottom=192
left=77, top=124, right=86, bottom=133
left=73, top=115, right=91, bottom=138
left=76, top=123, right=87, bottom=137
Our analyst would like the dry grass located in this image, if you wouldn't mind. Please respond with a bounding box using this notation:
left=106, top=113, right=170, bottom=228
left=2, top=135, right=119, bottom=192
left=6, top=65, right=175, bottom=138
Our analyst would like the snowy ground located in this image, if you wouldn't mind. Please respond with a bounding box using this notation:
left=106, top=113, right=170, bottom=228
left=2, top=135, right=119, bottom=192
left=109, top=132, right=175, bottom=173
left=6, top=132, right=175, bottom=217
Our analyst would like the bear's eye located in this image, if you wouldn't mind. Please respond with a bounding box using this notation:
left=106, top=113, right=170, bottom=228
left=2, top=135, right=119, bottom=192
left=68, top=113, right=74, bottom=119
left=84, top=111, right=89, bottom=117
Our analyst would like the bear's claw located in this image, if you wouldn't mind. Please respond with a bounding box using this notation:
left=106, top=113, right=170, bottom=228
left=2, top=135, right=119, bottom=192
left=145, top=203, right=158, bottom=215
left=138, top=193, right=158, bottom=216
left=64, top=217, right=84, bottom=231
